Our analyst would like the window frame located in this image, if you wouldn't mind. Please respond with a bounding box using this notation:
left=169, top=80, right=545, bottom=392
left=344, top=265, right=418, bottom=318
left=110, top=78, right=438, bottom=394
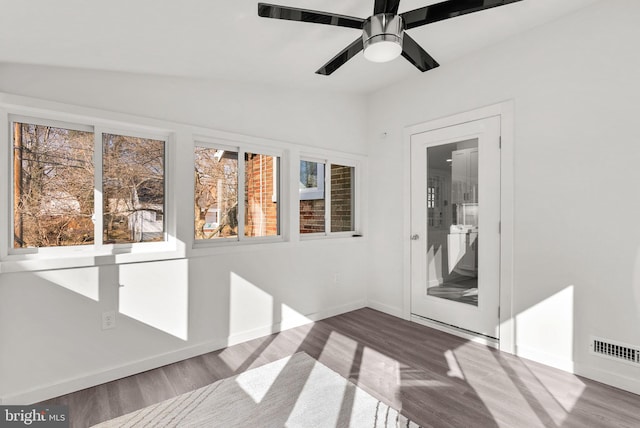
left=96, top=126, right=170, bottom=250
left=298, top=154, right=360, bottom=239
left=1, top=109, right=176, bottom=271
left=9, top=115, right=95, bottom=254
left=192, top=136, right=284, bottom=248
left=328, top=162, right=357, bottom=234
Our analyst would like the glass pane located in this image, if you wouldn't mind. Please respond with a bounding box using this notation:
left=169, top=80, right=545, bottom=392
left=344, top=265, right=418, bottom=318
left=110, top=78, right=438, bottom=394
left=245, top=153, right=279, bottom=237
left=300, top=161, right=318, bottom=188
left=426, top=139, right=479, bottom=306
left=299, top=160, right=325, bottom=234
left=103, top=133, right=165, bottom=244
left=13, top=122, right=94, bottom=248
left=330, top=164, right=354, bottom=232
left=194, top=147, right=238, bottom=240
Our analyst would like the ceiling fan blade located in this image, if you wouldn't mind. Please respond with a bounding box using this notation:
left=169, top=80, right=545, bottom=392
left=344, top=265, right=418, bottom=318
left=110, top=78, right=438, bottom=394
left=401, top=33, right=439, bottom=72
left=401, top=0, right=522, bottom=30
left=258, top=3, right=364, bottom=29
left=316, top=38, right=364, bottom=76
left=374, top=0, right=401, bottom=15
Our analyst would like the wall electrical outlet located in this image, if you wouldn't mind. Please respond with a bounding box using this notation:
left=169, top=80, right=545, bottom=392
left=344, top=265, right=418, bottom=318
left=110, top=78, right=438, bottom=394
left=102, top=310, right=116, bottom=330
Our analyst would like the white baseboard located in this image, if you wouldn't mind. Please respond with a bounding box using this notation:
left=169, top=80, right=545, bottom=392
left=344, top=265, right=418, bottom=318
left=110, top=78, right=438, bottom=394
left=1, top=339, right=227, bottom=405
left=366, top=300, right=404, bottom=318
left=515, top=345, right=575, bottom=373
left=226, top=299, right=367, bottom=346
left=410, top=315, right=499, bottom=348
left=1, top=299, right=366, bottom=405
left=515, top=347, right=640, bottom=396
left=573, top=363, right=640, bottom=396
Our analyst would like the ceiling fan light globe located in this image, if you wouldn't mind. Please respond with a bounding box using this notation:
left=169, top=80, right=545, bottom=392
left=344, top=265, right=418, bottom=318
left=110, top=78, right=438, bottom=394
left=362, top=14, right=404, bottom=64
left=364, top=37, right=403, bottom=62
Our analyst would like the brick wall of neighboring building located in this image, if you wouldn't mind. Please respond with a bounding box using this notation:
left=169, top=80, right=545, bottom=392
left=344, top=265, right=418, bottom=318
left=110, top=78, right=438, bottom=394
left=330, top=164, right=353, bottom=232
left=245, top=154, right=278, bottom=236
left=299, top=164, right=354, bottom=234
left=300, top=199, right=326, bottom=234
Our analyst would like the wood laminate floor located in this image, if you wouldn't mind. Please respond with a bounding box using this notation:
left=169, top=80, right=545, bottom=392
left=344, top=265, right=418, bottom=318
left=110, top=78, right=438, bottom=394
left=41, top=308, right=640, bottom=427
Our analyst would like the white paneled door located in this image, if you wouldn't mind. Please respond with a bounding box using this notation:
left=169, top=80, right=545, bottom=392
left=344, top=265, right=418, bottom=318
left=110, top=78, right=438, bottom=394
left=410, top=116, right=501, bottom=339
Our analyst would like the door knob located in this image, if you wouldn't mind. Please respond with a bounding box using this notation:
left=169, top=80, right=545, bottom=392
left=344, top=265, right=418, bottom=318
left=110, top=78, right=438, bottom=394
left=410, top=234, right=420, bottom=240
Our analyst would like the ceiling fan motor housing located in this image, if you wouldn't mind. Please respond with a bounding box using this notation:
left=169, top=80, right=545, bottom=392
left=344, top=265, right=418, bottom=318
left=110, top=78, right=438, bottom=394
left=362, top=13, right=405, bottom=62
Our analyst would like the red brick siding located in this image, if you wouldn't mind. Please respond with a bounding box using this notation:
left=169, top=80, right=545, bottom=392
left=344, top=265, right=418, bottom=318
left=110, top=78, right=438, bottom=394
left=299, top=164, right=354, bottom=234
left=300, top=199, right=326, bottom=234
left=245, top=154, right=278, bottom=236
left=330, top=164, right=353, bottom=232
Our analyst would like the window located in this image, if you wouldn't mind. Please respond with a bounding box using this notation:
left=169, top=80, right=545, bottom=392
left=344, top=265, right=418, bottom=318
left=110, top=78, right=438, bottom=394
left=299, top=160, right=326, bottom=234
left=194, top=142, right=280, bottom=242
left=194, top=146, right=238, bottom=240
left=300, top=159, right=357, bottom=235
left=10, top=117, right=168, bottom=254
left=245, top=153, right=279, bottom=237
left=13, top=122, right=94, bottom=248
left=103, top=133, right=165, bottom=244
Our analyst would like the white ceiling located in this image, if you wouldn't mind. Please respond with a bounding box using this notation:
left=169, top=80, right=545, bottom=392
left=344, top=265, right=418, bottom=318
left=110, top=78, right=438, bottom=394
left=0, top=0, right=600, bottom=94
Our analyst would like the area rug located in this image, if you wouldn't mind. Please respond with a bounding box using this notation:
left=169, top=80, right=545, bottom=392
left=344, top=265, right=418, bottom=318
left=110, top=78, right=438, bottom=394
left=92, top=352, right=418, bottom=427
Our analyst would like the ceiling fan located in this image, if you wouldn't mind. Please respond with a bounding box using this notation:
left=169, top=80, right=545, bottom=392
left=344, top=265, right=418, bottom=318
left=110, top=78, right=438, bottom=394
left=258, top=0, right=522, bottom=75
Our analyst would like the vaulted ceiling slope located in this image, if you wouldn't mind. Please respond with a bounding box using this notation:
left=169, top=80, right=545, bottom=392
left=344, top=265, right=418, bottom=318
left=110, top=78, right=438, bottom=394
left=0, top=0, right=600, bottom=94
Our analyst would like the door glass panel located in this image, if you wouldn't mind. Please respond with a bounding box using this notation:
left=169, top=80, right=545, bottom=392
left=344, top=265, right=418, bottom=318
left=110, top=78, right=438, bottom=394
left=426, top=139, right=479, bottom=306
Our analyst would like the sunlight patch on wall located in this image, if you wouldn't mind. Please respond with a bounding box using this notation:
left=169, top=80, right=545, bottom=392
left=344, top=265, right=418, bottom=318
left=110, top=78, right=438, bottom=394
left=119, top=259, right=189, bottom=340
left=229, top=272, right=273, bottom=337
left=280, top=303, right=312, bottom=330
left=516, top=285, right=574, bottom=371
left=35, top=267, right=99, bottom=301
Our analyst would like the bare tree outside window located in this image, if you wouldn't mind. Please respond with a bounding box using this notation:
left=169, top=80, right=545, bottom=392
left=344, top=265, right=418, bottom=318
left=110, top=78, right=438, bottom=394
left=102, top=134, right=165, bottom=244
left=13, top=123, right=94, bottom=248
left=194, top=147, right=238, bottom=239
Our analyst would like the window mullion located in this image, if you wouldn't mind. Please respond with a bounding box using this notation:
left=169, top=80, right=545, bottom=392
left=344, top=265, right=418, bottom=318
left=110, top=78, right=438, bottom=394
left=325, top=161, right=331, bottom=235
left=94, top=128, right=104, bottom=248
left=237, top=147, right=246, bottom=241
left=1, top=112, right=10, bottom=258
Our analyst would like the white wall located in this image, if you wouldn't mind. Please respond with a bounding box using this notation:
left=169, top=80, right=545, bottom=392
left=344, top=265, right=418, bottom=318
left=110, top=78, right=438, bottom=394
left=3, top=0, right=640, bottom=404
left=366, top=0, right=640, bottom=393
left=0, top=67, right=369, bottom=403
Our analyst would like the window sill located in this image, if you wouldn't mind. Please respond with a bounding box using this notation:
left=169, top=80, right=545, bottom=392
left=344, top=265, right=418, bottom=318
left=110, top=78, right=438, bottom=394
left=189, top=236, right=286, bottom=257
left=299, top=232, right=362, bottom=241
left=187, top=233, right=364, bottom=257
left=0, top=246, right=184, bottom=274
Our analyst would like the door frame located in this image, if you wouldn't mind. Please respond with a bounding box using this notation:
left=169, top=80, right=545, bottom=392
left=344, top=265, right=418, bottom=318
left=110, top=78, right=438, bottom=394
left=402, top=101, right=515, bottom=354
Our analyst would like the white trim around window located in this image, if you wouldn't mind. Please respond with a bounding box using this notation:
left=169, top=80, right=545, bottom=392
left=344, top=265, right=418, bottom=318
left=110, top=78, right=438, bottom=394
left=298, top=153, right=361, bottom=239
left=0, top=92, right=366, bottom=272
left=192, top=136, right=286, bottom=249
left=0, top=107, right=178, bottom=273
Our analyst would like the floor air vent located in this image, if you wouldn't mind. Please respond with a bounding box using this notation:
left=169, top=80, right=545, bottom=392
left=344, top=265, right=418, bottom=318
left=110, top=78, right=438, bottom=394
left=591, top=337, right=640, bottom=365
